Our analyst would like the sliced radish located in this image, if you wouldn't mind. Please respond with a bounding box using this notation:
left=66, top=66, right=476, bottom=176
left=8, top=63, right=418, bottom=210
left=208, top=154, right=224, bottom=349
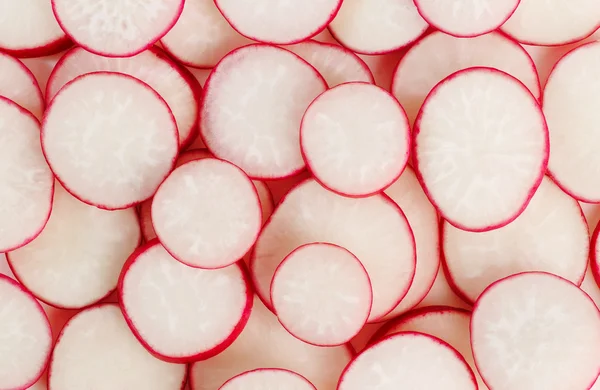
left=201, top=44, right=327, bottom=179
left=413, top=67, right=548, bottom=232
left=251, top=179, right=415, bottom=322
left=300, top=82, right=410, bottom=197
left=0, top=274, right=52, bottom=390
left=219, top=369, right=316, bottom=390
left=42, top=72, right=178, bottom=210
left=471, top=272, right=600, bottom=390
left=591, top=221, right=600, bottom=286
left=0, top=52, right=44, bottom=119
left=392, top=31, right=540, bottom=125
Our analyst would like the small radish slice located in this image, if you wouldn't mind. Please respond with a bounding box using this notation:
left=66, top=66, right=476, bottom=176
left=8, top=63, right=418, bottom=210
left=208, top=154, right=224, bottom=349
left=338, top=332, right=477, bottom=390
left=251, top=179, right=415, bottom=322
left=413, top=67, right=548, bottom=232
left=0, top=52, right=44, bottom=119
left=49, top=304, right=186, bottom=390
left=51, top=0, right=184, bottom=57
left=0, top=274, right=52, bottom=390
left=220, top=369, right=316, bottom=390
left=7, top=184, right=141, bottom=309
left=443, top=176, right=589, bottom=303
left=471, top=272, right=600, bottom=390
left=152, top=158, right=262, bottom=269
left=300, top=82, right=410, bottom=197
left=201, top=44, right=327, bottom=179
left=271, top=243, right=372, bottom=346
left=0, top=97, right=54, bottom=252
left=42, top=72, right=178, bottom=210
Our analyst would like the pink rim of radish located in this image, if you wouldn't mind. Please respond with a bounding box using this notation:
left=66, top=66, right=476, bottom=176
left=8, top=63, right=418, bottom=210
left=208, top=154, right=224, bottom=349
left=0, top=52, right=45, bottom=119
left=591, top=223, right=600, bottom=290
left=218, top=369, right=317, bottom=390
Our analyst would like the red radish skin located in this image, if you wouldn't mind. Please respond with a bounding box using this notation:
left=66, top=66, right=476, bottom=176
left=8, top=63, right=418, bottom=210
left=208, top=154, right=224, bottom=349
left=0, top=52, right=44, bottom=119
left=219, top=369, right=316, bottom=390
left=357, top=50, right=405, bottom=90
left=591, top=222, right=600, bottom=288
left=265, top=171, right=312, bottom=206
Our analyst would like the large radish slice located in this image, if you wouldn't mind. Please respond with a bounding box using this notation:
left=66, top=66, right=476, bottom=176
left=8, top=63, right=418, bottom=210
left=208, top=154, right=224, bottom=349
left=251, top=179, right=415, bottom=322
left=271, top=243, right=372, bottom=346
left=0, top=274, right=52, bottom=390
left=7, top=184, right=141, bottom=309
left=201, top=44, right=326, bottom=179
left=42, top=72, right=178, bottom=210
left=0, top=52, right=44, bottom=119
left=471, top=272, right=600, bottom=390
left=413, top=67, right=548, bottom=232
left=300, top=82, right=410, bottom=197
left=219, top=369, right=316, bottom=390
left=0, top=97, right=54, bottom=252
left=49, top=304, right=186, bottom=390
left=51, top=0, right=184, bottom=57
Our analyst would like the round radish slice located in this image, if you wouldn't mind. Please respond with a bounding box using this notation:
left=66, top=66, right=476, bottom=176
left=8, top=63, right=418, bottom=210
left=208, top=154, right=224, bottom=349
left=271, top=243, right=372, bottom=346
left=7, top=184, right=141, bottom=309
left=201, top=44, right=327, bottom=179
left=338, top=332, right=477, bottom=390
left=0, top=274, right=52, bottom=390
left=443, top=176, right=589, bottom=303
left=42, top=72, right=178, bottom=210
left=413, top=67, right=548, bottom=232
left=300, top=83, right=410, bottom=197
left=0, top=97, right=54, bottom=252
left=51, top=0, right=184, bottom=57
left=220, top=369, right=316, bottom=390
left=152, top=158, right=262, bottom=269
left=392, top=31, right=540, bottom=125
left=251, top=179, right=415, bottom=322
left=0, top=52, right=44, bottom=119
left=471, top=272, right=600, bottom=390
left=591, top=223, right=600, bottom=288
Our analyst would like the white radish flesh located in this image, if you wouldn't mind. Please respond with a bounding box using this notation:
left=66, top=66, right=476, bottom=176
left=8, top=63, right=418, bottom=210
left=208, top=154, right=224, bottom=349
left=219, top=369, right=316, bottom=390
left=0, top=52, right=44, bottom=119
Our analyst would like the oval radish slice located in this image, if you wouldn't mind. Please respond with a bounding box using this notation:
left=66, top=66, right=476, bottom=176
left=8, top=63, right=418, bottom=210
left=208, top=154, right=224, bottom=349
left=0, top=274, right=52, bottom=390
left=42, top=72, right=178, bottom=210
left=220, top=369, right=316, bottom=390
left=471, top=272, right=600, bottom=390
left=413, top=67, right=548, bottom=232
left=0, top=52, right=44, bottom=119
left=300, top=83, right=410, bottom=197
left=201, top=44, right=327, bottom=179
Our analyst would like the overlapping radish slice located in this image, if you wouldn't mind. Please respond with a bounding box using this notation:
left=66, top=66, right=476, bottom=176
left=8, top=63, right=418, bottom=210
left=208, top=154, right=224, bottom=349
left=0, top=52, right=44, bottom=119
left=219, top=369, right=316, bottom=390
left=0, top=274, right=52, bottom=390
left=413, top=67, right=548, bottom=232
left=591, top=222, right=600, bottom=286
left=300, top=83, right=410, bottom=197
left=42, top=72, right=178, bottom=210
left=201, top=44, right=326, bottom=179
left=251, top=179, right=415, bottom=322
left=471, top=272, right=600, bottom=390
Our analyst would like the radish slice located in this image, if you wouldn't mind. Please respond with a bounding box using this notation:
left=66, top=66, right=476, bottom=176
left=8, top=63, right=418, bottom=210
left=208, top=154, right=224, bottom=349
left=338, top=332, right=477, bottom=390
left=471, top=272, right=600, bottom=390
left=51, top=0, right=184, bottom=57
left=413, top=67, right=548, bottom=232
left=201, top=44, right=327, bottom=179
left=219, top=369, right=316, bottom=390
left=214, top=0, right=342, bottom=45
left=0, top=274, right=52, bottom=390
left=0, top=52, right=44, bottom=119
left=7, top=184, right=140, bottom=309
left=152, top=158, right=262, bottom=269
left=443, top=176, right=589, bottom=303
left=42, top=72, right=179, bottom=210
left=0, top=97, right=54, bottom=252
left=21, top=52, right=67, bottom=98
left=49, top=304, right=186, bottom=390
left=591, top=221, right=600, bottom=287
left=190, top=296, right=352, bottom=390
left=328, top=0, right=428, bottom=55
left=46, top=46, right=201, bottom=147
left=251, top=179, right=415, bottom=322
left=300, top=83, right=410, bottom=197
left=392, top=31, right=540, bottom=125
left=271, top=243, right=372, bottom=346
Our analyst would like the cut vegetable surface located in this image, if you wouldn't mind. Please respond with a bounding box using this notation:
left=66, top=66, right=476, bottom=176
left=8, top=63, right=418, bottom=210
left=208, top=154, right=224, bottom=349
left=0, top=52, right=44, bottom=119
left=219, top=369, right=316, bottom=390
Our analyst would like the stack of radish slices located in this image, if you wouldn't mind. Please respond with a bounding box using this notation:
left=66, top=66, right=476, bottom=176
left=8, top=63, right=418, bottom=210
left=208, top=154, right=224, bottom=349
left=3, top=1, right=600, bottom=389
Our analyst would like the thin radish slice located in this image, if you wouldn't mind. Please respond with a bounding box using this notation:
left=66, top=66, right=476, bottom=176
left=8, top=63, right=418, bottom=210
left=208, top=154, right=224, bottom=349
left=251, top=179, right=415, bottom=322
left=152, top=158, right=262, bottom=269
left=46, top=46, right=201, bottom=147
left=0, top=52, right=44, bottom=119
left=0, top=274, right=52, bottom=390
left=300, top=82, right=410, bottom=197
left=51, top=0, right=184, bottom=57
left=0, top=97, right=54, bottom=252
left=220, top=369, right=316, bottom=390
left=471, top=272, right=600, bottom=390
left=413, top=67, right=548, bottom=232
left=338, top=332, right=477, bottom=390
left=7, top=184, right=141, bottom=309
left=392, top=31, right=540, bottom=125
left=443, top=176, right=589, bottom=303
left=201, top=44, right=327, bottom=179
left=42, top=72, right=178, bottom=210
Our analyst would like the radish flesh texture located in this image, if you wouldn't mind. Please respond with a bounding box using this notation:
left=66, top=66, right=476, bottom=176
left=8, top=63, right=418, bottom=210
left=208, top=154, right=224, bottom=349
left=0, top=52, right=44, bottom=119
left=219, top=369, right=316, bottom=390
left=414, top=67, right=548, bottom=232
